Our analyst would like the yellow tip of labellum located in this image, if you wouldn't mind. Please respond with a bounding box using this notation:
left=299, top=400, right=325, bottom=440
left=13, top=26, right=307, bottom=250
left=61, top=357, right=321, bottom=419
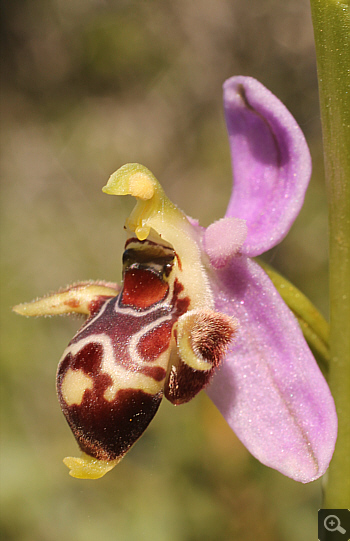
left=63, top=453, right=121, bottom=479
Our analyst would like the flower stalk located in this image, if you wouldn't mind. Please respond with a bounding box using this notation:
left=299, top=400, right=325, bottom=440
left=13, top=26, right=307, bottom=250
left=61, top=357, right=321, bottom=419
left=310, top=0, right=350, bottom=507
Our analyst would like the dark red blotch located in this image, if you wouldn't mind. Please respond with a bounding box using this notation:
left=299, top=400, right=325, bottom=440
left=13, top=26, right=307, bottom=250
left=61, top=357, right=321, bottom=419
left=121, top=269, right=169, bottom=309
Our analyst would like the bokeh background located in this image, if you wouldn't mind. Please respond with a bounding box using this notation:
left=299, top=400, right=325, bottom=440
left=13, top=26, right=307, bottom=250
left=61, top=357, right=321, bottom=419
left=1, top=1, right=329, bottom=540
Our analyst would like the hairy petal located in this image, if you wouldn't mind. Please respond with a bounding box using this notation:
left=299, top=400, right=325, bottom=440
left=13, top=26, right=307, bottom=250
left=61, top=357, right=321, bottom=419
left=206, top=257, right=337, bottom=482
left=13, top=281, right=120, bottom=317
left=203, top=217, right=248, bottom=269
left=224, top=76, right=312, bottom=257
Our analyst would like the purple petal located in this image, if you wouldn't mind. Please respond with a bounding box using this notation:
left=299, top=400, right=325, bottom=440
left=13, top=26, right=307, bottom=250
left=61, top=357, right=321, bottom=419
left=224, top=76, right=312, bottom=257
left=206, top=257, right=337, bottom=482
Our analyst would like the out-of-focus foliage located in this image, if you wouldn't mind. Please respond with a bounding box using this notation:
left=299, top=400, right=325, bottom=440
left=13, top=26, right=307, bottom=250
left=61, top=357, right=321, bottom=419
left=1, top=1, right=328, bottom=540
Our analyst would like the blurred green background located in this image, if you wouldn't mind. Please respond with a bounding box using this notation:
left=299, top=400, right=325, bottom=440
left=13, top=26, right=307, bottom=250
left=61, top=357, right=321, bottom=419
left=1, top=1, right=329, bottom=540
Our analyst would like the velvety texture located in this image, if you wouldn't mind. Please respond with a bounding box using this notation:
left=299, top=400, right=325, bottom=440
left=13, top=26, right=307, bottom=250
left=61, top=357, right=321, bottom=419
left=203, top=217, right=248, bottom=269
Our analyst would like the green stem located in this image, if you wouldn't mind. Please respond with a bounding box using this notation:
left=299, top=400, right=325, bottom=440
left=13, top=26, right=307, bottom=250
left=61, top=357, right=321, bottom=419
left=310, top=0, right=350, bottom=508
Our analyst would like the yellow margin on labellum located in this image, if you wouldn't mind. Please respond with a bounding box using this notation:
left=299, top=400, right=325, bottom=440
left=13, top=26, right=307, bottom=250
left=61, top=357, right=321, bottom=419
left=60, top=368, right=93, bottom=406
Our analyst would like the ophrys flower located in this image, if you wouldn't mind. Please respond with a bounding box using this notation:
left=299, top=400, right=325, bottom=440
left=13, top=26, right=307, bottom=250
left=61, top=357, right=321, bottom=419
left=14, top=76, right=337, bottom=482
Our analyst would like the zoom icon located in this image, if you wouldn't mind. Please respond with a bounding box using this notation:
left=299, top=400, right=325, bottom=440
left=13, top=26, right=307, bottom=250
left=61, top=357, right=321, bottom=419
left=319, top=509, right=350, bottom=540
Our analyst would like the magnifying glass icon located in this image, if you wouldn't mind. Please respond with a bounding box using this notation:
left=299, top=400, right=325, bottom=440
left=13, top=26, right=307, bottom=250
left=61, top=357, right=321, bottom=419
left=324, top=515, right=346, bottom=534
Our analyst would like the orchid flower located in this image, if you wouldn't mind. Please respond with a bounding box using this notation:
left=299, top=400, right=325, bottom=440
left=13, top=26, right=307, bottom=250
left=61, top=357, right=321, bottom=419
left=13, top=76, right=337, bottom=483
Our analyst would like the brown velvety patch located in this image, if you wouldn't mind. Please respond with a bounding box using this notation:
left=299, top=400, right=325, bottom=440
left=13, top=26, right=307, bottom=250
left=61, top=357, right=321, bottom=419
left=165, top=311, right=238, bottom=405
left=190, top=311, right=237, bottom=367
left=60, top=388, right=163, bottom=461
